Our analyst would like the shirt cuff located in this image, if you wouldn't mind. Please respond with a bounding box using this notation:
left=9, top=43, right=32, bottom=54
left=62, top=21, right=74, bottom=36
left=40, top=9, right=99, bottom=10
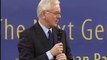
left=46, top=51, right=54, bottom=60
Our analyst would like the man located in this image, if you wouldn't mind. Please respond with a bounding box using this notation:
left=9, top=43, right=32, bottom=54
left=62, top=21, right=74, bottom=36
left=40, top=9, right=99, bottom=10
left=18, top=0, right=73, bottom=60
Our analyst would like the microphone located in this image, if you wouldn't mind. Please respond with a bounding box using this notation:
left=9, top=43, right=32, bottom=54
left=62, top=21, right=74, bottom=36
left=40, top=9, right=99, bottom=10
left=57, top=29, right=65, bottom=53
left=57, top=29, right=62, bottom=43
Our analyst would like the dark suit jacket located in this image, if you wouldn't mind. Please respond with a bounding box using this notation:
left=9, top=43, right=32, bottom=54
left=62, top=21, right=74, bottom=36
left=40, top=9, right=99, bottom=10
left=18, top=22, right=73, bottom=60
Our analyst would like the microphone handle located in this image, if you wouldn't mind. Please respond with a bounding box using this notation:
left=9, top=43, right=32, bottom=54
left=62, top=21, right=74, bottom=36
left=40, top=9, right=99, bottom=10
left=57, top=30, right=62, bottom=43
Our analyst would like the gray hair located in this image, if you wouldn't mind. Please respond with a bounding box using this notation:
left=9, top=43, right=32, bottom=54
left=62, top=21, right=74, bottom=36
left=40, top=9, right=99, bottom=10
left=37, top=0, right=60, bottom=17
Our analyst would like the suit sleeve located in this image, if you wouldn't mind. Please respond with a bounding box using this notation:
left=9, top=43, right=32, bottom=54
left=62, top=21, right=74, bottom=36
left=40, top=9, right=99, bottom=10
left=63, top=31, right=74, bottom=60
left=18, top=32, right=48, bottom=60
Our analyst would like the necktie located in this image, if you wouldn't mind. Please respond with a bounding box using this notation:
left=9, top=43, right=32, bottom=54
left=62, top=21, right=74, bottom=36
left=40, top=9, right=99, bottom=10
left=48, top=30, right=54, bottom=46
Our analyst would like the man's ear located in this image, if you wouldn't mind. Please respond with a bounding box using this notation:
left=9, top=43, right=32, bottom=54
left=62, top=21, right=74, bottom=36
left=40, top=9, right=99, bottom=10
left=42, top=10, right=47, bottom=15
left=40, top=11, right=46, bottom=19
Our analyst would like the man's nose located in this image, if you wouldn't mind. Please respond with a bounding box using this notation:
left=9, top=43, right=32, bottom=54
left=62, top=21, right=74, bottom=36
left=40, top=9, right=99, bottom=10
left=57, top=14, right=61, bottom=19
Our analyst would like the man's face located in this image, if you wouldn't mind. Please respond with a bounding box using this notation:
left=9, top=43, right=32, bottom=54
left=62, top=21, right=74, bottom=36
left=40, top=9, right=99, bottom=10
left=44, top=4, right=61, bottom=28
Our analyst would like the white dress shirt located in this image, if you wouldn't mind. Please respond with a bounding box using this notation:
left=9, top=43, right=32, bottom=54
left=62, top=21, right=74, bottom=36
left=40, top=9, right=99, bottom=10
left=39, top=21, right=54, bottom=60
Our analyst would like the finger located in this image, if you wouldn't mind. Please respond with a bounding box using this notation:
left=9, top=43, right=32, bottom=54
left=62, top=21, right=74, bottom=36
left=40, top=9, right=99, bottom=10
left=59, top=45, right=63, bottom=48
left=59, top=46, right=63, bottom=50
left=56, top=55, right=66, bottom=60
left=56, top=56, right=61, bottom=60
left=57, top=42, right=63, bottom=46
left=59, top=56, right=66, bottom=60
left=57, top=53, right=66, bottom=57
left=58, top=48, right=63, bottom=53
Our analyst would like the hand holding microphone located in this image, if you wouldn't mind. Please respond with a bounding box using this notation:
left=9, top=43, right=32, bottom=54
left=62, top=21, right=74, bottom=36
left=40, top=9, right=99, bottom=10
left=50, top=29, right=67, bottom=60
left=55, top=29, right=67, bottom=60
left=50, top=42, right=63, bottom=56
left=56, top=53, right=67, bottom=60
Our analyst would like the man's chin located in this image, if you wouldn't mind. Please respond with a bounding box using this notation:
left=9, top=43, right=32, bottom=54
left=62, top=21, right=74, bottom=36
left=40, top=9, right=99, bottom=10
left=51, top=24, right=57, bottom=27
left=54, top=24, right=58, bottom=27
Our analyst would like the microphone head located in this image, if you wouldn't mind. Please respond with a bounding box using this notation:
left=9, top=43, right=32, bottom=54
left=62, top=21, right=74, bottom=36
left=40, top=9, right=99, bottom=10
left=57, top=29, right=62, bottom=43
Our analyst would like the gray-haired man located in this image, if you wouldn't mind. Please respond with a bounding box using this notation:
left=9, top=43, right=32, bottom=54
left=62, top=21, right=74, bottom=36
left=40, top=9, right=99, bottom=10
left=18, top=0, right=73, bottom=60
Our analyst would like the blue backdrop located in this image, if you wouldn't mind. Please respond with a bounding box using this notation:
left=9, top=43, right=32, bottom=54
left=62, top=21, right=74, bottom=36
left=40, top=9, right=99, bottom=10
left=1, top=0, right=107, bottom=60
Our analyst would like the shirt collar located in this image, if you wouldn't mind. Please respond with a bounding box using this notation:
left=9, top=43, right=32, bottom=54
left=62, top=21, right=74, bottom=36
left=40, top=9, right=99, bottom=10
left=39, top=20, right=52, bottom=37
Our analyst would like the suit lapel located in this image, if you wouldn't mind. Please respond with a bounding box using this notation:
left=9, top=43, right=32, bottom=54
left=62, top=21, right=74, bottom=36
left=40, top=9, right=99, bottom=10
left=52, top=28, right=58, bottom=44
left=33, top=22, right=53, bottom=50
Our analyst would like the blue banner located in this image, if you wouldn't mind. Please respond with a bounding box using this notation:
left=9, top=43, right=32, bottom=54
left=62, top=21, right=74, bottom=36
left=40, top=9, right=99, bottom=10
left=1, top=0, right=107, bottom=60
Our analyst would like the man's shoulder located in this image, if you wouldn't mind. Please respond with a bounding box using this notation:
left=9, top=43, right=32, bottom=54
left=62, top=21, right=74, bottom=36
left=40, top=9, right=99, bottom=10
left=20, top=24, right=36, bottom=35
